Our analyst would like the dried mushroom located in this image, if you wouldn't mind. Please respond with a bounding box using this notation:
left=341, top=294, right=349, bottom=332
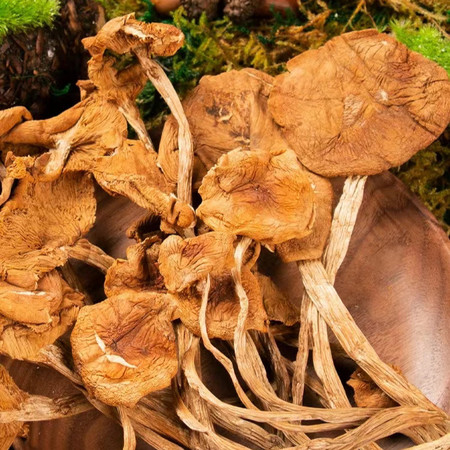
left=347, top=367, right=399, bottom=408
left=158, top=231, right=235, bottom=292
left=159, top=232, right=267, bottom=339
left=0, top=173, right=96, bottom=289
left=174, top=266, right=267, bottom=340
left=197, top=148, right=315, bottom=246
left=0, top=270, right=84, bottom=360
left=104, top=237, right=164, bottom=297
left=81, top=14, right=184, bottom=59
left=158, top=69, right=286, bottom=185
left=269, top=29, right=450, bottom=177
left=0, top=106, right=32, bottom=137
left=255, top=272, right=298, bottom=326
left=71, top=291, right=178, bottom=407
left=276, top=172, right=333, bottom=262
left=0, top=365, right=28, bottom=450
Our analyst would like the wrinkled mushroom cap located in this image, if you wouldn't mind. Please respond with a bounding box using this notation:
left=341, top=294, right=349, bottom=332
left=0, top=173, right=96, bottom=289
left=0, top=365, right=28, bottom=448
left=276, top=171, right=333, bottom=262
left=82, top=14, right=184, bottom=59
left=0, top=106, right=32, bottom=137
left=158, top=68, right=286, bottom=185
left=197, top=148, right=315, bottom=245
left=104, top=237, right=164, bottom=297
left=269, top=29, right=450, bottom=177
left=71, top=291, right=178, bottom=407
left=158, top=232, right=235, bottom=292
left=0, top=270, right=84, bottom=360
left=175, top=267, right=267, bottom=340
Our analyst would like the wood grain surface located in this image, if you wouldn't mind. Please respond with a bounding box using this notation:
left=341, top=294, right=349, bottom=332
left=2, top=171, right=449, bottom=450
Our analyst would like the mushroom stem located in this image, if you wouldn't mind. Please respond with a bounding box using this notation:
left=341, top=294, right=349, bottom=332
left=65, top=239, right=114, bottom=273
left=0, top=394, right=93, bottom=423
left=118, top=406, right=137, bottom=450
left=293, top=176, right=367, bottom=406
left=134, top=50, right=194, bottom=207
left=118, top=101, right=155, bottom=152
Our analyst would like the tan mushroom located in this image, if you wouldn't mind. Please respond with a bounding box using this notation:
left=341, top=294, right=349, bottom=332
left=0, top=270, right=84, bottom=360
left=83, top=13, right=195, bottom=206
left=71, top=291, right=178, bottom=407
left=268, top=29, right=450, bottom=177
left=0, top=365, right=28, bottom=450
left=275, top=171, right=333, bottom=262
left=104, top=237, right=165, bottom=297
left=255, top=272, right=298, bottom=326
left=158, top=231, right=235, bottom=292
left=347, top=367, right=399, bottom=409
left=0, top=173, right=100, bottom=289
left=158, top=68, right=286, bottom=185
left=197, top=148, right=315, bottom=246
left=159, top=232, right=267, bottom=339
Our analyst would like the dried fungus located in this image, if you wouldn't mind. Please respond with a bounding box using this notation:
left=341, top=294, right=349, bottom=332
left=71, top=291, right=178, bottom=407
left=197, top=148, right=315, bottom=245
left=269, top=29, right=450, bottom=177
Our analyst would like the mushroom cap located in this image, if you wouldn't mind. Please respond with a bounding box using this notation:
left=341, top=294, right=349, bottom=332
left=158, top=232, right=235, bottom=292
left=276, top=171, right=333, bottom=262
left=82, top=14, right=184, bottom=59
left=0, top=270, right=84, bottom=360
left=0, top=365, right=28, bottom=448
left=104, top=237, right=165, bottom=297
left=158, top=68, right=285, bottom=185
left=197, top=148, right=315, bottom=245
left=255, top=272, right=298, bottom=326
left=71, top=291, right=178, bottom=407
left=174, top=267, right=267, bottom=340
left=269, top=29, right=450, bottom=177
left=0, top=173, right=96, bottom=289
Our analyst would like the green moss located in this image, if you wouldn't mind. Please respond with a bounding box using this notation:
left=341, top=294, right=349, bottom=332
left=393, top=142, right=449, bottom=235
left=0, top=0, right=60, bottom=40
left=391, top=20, right=450, bottom=74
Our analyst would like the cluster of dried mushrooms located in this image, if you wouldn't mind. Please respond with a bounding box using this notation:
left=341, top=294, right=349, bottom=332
left=0, top=14, right=449, bottom=450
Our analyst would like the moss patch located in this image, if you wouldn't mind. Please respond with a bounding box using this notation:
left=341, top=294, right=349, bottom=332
left=0, top=0, right=60, bottom=40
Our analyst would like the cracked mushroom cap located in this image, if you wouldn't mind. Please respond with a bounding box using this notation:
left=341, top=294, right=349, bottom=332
left=0, top=173, right=96, bottom=289
left=158, top=68, right=286, bottom=185
left=71, top=291, right=178, bottom=407
left=269, top=29, right=450, bottom=177
left=158, top=232, right=235, bottom=292
left=0, top=365, right=28, bottom=449
left=0, top=270, right=84, bottom=360
left=82, top=14, right=184, bottom=59
left=197, top=148, right=315, bottom=246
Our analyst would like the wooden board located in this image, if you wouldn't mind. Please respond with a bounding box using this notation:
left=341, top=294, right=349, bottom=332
left=2, top=171, right=449, bottom=450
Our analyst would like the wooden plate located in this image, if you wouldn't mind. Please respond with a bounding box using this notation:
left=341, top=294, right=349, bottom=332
left=3, top=171, right=449, bottom=450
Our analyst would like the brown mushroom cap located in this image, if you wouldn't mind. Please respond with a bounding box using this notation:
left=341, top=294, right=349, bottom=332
left=276, top=171, right=333, bottom=262
left=82, top=14, right=184, bottom=59
left=158, top=68, right=285, bottom=185
left=104, top=237, right=164, bottom=297
left=175, top=266, right=267, bottom=340
left=269, top=29, right=450, bottom=177
left=197, top=148, right=315, bottom=245
left=71, top=291, right=178, bottom=407
left=0, top=173, right=96, bottom=289
left=255, top=272, right=298, bottom=326
left=158, top=232, right=235, bottom=292
left=0, top=365, right=28, bottom=448
left=0, top=270, right=84, bottom=360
